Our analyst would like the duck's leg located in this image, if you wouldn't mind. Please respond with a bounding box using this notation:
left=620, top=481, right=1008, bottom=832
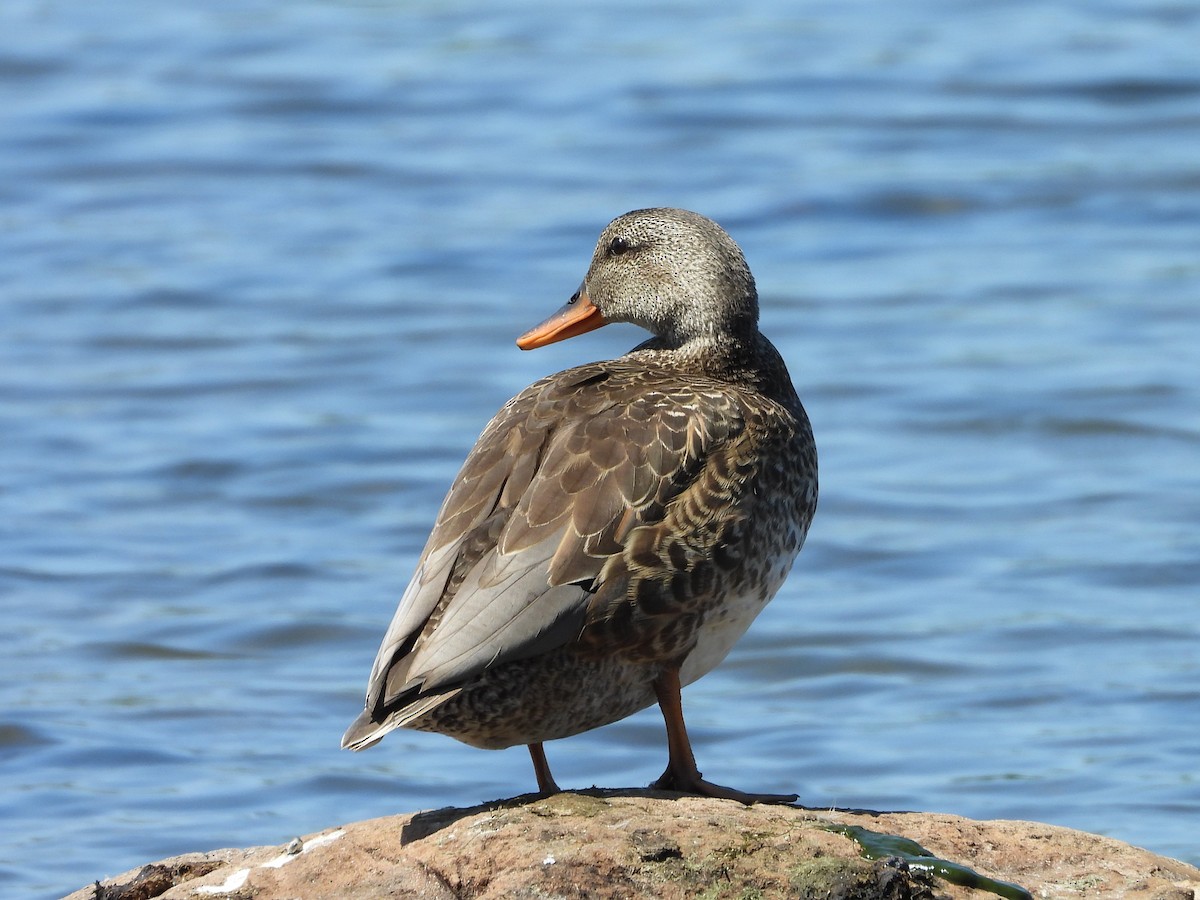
left=650, top=666, right=798, bottom=805
left=527, top=742, right=561, bottom=794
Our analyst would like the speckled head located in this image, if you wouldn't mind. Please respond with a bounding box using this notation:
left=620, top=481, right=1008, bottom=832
left=517, top=208, right=759, bottom=351
left=585, top=208, right=759, bottom=344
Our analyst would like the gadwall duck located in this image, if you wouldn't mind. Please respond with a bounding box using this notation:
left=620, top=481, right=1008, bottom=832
left=343, top=208, right=817, bottom=803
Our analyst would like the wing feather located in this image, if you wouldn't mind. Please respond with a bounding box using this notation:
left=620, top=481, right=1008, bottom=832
left=353, top=361, right=749, bottom=734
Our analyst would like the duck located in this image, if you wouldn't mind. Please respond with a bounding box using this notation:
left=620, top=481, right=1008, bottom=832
left=342, top=208, right=817, bottom=804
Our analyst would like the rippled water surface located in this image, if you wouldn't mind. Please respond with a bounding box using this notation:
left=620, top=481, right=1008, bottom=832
left=2, top=2, right=1198, bottom=897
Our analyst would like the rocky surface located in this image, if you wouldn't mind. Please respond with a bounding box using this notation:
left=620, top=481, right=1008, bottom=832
left=69, top=791, right=1198, bottom=900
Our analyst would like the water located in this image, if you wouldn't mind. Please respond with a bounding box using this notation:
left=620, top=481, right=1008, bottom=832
left=2, top=1, right=1198, bottom=896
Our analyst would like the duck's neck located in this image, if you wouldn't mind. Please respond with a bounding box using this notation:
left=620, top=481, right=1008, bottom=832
left=628, top=329, right=799, bottom=405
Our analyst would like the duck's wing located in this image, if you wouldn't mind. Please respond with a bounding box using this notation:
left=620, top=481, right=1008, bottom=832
left=344, top=363, right=747, bottom=747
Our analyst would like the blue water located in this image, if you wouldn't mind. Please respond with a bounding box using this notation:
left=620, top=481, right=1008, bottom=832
left=2, top=2, right=1198, bottom=897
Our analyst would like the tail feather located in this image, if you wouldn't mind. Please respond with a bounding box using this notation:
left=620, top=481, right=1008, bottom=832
left=341, top=687, right=462, bottom=751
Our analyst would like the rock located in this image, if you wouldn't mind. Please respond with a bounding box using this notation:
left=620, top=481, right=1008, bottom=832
left=66, top=792, right=1199, bottom=900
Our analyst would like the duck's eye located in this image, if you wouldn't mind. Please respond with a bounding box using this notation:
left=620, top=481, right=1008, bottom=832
left=607, top=236, right=633, bottom=257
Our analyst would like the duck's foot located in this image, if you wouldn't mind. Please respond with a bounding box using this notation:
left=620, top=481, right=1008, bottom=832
left=527, top=742, right=561, bottom=795
left=651, top=765, right=798, bottom=805
left=651, top=666, right=798, bottom=805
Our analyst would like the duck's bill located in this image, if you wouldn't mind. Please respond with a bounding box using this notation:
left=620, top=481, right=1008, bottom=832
left=516, top=289, right=608, bottom=350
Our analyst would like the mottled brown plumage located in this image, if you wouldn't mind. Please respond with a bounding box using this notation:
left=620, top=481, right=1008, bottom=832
left=343, top=208, right=817, bottom=803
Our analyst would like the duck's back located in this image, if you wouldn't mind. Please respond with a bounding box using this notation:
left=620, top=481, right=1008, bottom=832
left=345, top=341, right=816, bottom=750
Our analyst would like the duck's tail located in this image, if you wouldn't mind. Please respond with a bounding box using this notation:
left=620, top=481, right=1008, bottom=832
left=340, top=687, right=462, bottom=751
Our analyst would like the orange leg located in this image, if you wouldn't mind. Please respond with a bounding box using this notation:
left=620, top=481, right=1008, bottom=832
left=527, top=741, right=561, bottom=794
left=650, top=666, right=797, bottom=805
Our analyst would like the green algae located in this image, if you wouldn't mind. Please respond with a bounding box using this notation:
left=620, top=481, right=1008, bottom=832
left=826, top=824, right=1033, bottom=900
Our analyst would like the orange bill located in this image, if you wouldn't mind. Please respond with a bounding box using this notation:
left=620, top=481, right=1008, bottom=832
left=515, top=289, right=608, bottom=350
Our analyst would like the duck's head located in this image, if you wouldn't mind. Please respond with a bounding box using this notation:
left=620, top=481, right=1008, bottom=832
left=517, top=208, right=759, bottom=351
